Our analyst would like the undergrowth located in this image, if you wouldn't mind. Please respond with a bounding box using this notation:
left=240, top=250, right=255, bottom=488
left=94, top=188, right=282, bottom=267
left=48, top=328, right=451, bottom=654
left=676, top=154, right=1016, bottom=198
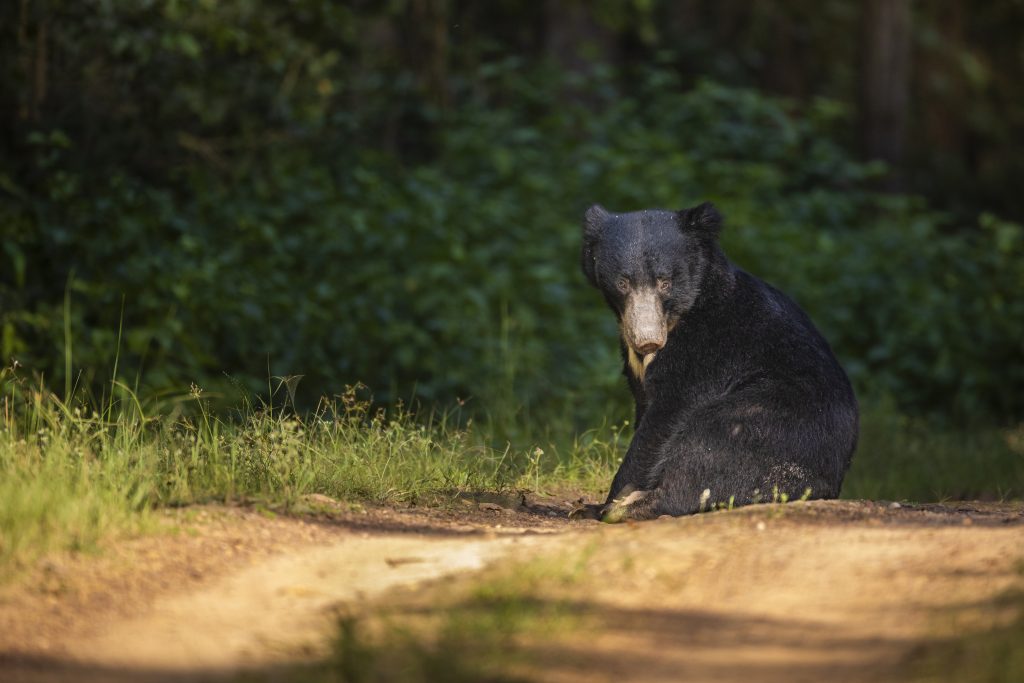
left=1, top=363, right=1022, bottom=577
left=843, top=402, right=1024, bottom=502
left=0, top=378, right=623, bottom=575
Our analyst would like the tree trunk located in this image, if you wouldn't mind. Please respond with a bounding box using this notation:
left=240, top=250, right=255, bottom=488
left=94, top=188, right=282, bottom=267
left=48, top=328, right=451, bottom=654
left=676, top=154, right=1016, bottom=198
left=860, top=0, right=912, bottom=190
left=408, top=0, right=450, bottom=112
left=544, top=0, right=615, bottom=90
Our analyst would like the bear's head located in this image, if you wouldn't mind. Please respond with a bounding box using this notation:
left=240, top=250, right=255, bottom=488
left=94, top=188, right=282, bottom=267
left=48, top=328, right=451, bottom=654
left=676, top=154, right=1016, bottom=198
left=581, top=202, right=724, bottom=360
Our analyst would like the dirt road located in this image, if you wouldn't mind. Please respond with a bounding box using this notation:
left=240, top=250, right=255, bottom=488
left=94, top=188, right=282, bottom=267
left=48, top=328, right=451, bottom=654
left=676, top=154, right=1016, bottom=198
left=1, top=498, right=1022, bottom=682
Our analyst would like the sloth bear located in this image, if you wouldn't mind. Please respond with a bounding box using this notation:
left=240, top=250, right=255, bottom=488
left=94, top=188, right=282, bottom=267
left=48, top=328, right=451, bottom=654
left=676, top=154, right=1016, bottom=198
left=577, top=202, right=858, bottom=522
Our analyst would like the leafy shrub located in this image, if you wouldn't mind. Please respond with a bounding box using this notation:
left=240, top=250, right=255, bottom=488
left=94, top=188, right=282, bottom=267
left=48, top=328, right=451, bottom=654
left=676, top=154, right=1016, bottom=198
left=0, top=4, right=1021, bottom=424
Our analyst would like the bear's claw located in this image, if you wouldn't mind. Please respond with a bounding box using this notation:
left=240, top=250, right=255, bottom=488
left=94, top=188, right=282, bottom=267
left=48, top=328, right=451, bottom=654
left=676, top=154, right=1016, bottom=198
left=567, top=502, right=604, bottom=520
left=601, top=489, right=652, bottom=523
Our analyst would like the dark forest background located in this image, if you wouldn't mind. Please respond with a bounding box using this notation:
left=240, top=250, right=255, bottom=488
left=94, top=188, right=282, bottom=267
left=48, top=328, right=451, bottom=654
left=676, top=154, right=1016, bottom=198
left=1, top=0, right=1022, bottom=430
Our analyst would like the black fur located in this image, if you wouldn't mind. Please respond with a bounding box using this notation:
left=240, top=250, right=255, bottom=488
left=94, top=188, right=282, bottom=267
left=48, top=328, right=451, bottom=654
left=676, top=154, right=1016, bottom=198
left=581, top=203, right=858, bottom=520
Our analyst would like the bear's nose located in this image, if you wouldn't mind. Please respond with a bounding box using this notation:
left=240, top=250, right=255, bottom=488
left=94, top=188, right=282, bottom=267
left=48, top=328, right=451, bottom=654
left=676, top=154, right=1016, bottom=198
left=635, top=341, right=663, bottom=356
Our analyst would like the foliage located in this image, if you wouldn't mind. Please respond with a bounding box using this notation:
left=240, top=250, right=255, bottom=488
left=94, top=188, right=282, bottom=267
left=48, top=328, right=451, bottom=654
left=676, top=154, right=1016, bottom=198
left=0, top=376, right=620, bottom=575
left=1, top=3, right=1023, bottom=424
left=2, top=366, right=1021, bottom=576
left=843, top=403, right=1024, bottom=502
left=724, top=199, right=1024, bottom=419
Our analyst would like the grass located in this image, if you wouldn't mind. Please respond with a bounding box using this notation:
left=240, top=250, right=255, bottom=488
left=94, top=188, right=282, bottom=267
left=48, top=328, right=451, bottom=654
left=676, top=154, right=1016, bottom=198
left=1, top=361, right=1022, bottom=577
left=0, top=376, right=622, bottom=576
left=843, top=402, right=1024, bottom=502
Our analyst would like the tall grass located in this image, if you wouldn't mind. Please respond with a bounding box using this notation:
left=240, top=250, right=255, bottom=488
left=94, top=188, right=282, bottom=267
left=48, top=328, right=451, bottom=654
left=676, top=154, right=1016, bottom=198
left=0, top=388, right=155, bottom=571
left=2, top=359, right=1022, bottom=577
left=843, top=403, right=1024, bottom=502
left=0, top=373, right=621, bottom=575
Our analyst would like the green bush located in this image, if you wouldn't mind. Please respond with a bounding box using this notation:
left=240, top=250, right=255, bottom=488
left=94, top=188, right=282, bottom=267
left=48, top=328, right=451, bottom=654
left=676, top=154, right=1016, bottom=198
left=1, top=3, right=1022, bottom=424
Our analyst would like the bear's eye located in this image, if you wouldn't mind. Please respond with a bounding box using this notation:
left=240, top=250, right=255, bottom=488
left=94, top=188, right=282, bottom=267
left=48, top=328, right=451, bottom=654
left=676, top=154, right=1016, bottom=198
left=657, top=278, right=672, bottom=293
left=616, top=277, right=630, bottom=293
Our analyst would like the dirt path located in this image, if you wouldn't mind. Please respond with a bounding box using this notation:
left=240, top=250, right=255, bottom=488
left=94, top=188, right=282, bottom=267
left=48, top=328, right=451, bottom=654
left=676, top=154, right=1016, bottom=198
left=533, top=503, right=1024, bottom=683
left=2, top=498, right=1023, bottom=682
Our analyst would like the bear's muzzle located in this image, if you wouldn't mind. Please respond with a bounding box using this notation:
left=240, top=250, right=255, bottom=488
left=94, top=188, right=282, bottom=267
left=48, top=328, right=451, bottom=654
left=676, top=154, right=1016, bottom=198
left=622, top=287, right=667, bottom=356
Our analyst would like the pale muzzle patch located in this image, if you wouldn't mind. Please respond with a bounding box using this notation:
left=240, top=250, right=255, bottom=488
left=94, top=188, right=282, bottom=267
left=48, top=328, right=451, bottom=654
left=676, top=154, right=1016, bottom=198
left=622, top=287, right=666, bottom=382
left=627, top=346, right=658, bottom=382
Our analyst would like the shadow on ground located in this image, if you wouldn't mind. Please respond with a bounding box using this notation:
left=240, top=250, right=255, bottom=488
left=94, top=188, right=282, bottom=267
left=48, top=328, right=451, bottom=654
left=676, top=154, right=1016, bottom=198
left=0, top=599, right=944, bottom=683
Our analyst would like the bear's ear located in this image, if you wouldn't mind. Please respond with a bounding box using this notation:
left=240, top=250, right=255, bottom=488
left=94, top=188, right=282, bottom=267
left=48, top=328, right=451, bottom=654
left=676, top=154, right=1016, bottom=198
left=581, top=204, right=609, bottom=287
left=677, top=202, right=722, bottom=239
left=583, top=204, right=610, bottom=241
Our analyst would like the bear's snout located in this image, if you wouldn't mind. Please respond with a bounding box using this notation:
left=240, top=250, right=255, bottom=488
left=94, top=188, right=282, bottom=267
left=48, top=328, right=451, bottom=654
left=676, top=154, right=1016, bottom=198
left=622, top=287, right=667, bottom=356
left=635, top=341, right=663, bottom=355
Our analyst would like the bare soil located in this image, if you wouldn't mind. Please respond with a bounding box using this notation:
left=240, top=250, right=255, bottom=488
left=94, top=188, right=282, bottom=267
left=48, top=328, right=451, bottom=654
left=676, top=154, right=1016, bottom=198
left=1, top=496, right=1022, bottom=682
